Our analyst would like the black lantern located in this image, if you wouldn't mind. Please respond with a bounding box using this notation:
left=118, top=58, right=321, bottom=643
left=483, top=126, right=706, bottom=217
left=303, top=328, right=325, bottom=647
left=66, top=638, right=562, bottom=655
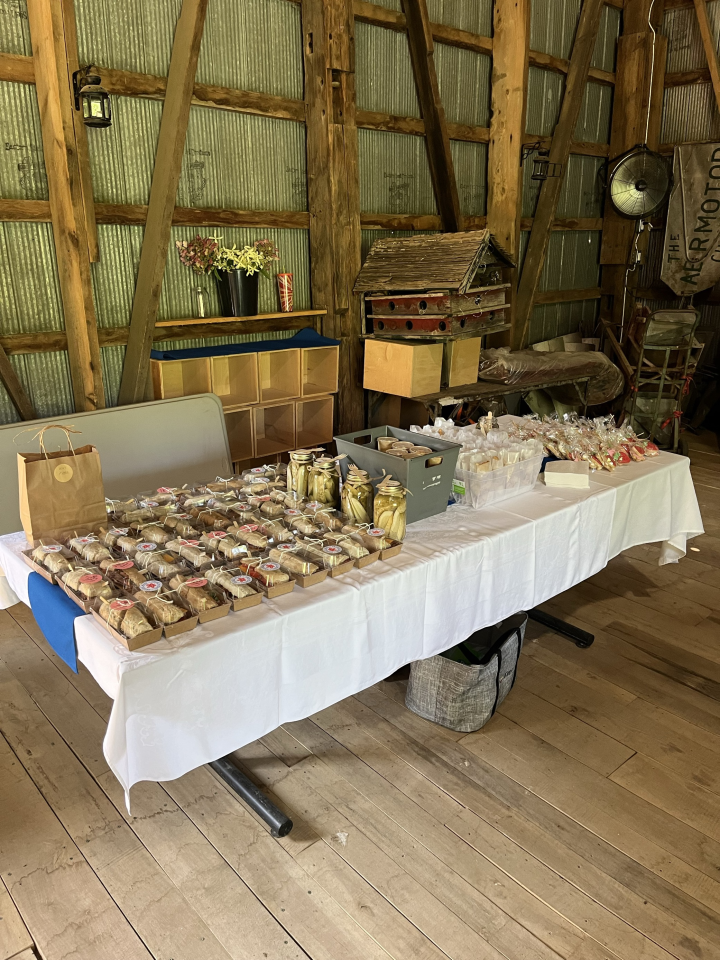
left=72, top=67, right=112, bottom=128
left=521, top=141, right=563, bottom=181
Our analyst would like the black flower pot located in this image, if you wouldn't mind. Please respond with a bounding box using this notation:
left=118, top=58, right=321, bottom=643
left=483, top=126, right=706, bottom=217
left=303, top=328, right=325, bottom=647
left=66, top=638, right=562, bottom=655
left=215, top=269, right=260, bottom=317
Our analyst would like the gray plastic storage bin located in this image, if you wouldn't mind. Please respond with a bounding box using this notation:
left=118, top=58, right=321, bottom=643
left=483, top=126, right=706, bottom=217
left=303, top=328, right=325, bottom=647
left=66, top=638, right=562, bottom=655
left=334, top=426, right=462, bottom=524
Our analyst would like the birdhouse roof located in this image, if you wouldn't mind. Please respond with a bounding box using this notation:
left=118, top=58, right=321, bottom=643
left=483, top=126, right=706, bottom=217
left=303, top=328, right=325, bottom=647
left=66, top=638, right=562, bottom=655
left=353, top=229, right=515, bottom=294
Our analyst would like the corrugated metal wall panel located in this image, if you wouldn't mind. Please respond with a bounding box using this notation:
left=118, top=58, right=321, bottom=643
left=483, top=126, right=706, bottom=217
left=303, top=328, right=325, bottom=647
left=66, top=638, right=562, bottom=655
left=435, top=44, right=490, bottom=127
left=426, top=0, right=492, bottom=36
left=86, top=97, right=307, bottom=211
left=196, top=0, right=303, bottom=99
left=358, top=129, right=437, bottom=214
left=526, top=69, right=612, bottom=142
left=0, top=222, right=64, bottom=332
left=661, top=84, right=720, bottom=144
left=0, top=81, right=48, bottom=200
left=528, top=299, right=599, bottom=344
left=0, top=0, right=31, bottom=55
left=6, top=351, right=75, bottom=420
left=355, top=22, right=420, bottom=117
left=75, top=0, right=182, bottom=77
left=530, top=0, right=619, bottom=71
left=451, top=140, right=487, bottom=216
left=522, top=155, right=605, bottom=219
left=539, top=230, right=601, bottom=291
left=664, top=0, right=720, bottom=74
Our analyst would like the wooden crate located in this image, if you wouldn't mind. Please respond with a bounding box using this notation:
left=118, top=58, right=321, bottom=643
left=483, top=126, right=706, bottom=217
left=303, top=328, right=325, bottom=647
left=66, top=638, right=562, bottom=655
left=301, top=346, right=339, bottom=397
left=150, top=357, right=211, bottom=400
left=253, top=402, right=295, bottom=457
left=296, top=395, right=334, bottom=448
left=211, top=354, right=259, bottom=408
left=258, top=348, right=301, bottom=403
left=224, top=408, right=254, bottom=461
left=442, top=337, right=481, bottom=388
left=363, top=339, right=442, bottom=398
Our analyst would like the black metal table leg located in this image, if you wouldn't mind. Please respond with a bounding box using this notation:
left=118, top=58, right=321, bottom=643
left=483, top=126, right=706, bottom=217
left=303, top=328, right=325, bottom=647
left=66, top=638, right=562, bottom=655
left=527, top=608, right=594, bottom=648
left=210, top=756, right=293, bottom=837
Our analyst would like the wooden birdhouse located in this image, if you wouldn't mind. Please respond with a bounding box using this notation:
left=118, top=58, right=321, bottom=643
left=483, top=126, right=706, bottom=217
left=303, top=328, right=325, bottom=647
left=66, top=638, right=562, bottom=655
left=354, top=230, right=515, bottom=338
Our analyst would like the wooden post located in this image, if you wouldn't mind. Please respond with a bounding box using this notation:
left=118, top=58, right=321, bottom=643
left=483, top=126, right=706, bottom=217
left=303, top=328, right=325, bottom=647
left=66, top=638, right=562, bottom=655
left=118, top=0, right=209, bottom=406
left=693, top=1, right=720, bottom=118
left=402, top=0, right=463, bottom=231
left=487, top=0, right=529, bottom=344
left=60, top=0, right=99, bottom=262
left=0, top=346, right=37, bottom=421
left=26, top=0, right=104, bottom=411
left=514, top=0, right=604, bottom=349
left=600, top=0, right=666, bottom=327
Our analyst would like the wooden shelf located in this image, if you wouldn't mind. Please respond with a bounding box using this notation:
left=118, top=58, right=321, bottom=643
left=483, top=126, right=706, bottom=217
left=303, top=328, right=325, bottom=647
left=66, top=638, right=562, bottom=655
left=296, top=396, right=334, bottom=448
left=155, top=309, right=327, bottom=328
left=224, top=408, right=254, bottom=461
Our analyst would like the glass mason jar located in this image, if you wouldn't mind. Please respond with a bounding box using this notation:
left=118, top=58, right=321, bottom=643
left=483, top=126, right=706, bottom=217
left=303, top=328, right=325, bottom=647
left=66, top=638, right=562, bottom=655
left=308, top=457, right=340, bottom=507
left=373, top=479, right=407, bottom=541
left=341, top=468, right=374, bottom=525
left=288, top=449, right=314, bottom=500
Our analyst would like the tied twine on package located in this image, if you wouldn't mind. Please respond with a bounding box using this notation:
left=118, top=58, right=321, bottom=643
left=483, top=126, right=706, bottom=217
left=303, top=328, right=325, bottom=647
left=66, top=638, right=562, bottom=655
left=17, top=424, right=106, bottom=545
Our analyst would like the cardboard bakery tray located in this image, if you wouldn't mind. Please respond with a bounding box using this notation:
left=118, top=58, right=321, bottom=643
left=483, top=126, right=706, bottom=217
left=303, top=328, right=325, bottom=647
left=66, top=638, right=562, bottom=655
left=379, top=540, right=403, bottom=560
left=21, top=549, right=56, bottom=584
left=90, top=604, right=163, bottom=652
left=57, top=572, right=117, bottom=613
left=329, top=557, right=356, bottom=577
left=354, top=549, right=380, bottom=569
left=230, top=591, right=263, bottom=611
left=289, top=567, right=330, bottom=588
left=255, top=578, right=296, bottom=598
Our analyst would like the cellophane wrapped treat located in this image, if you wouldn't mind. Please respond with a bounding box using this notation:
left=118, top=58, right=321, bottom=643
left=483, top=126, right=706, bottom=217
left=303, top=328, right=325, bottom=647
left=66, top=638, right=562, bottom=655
left=165, top=538, right=210, bottom=568
left=206, top=567, right=259, bottom=600
left=97, top=596, right=155, bottom=640
left=61, top=565, right=114, bottom=601
left=30, top=541, right=74, bottom=576
left=134, top=580, right=186, bottom=625
left=67, top=534, right=113, bottom=564
left=268, top=544, right=319, bottom=576
left=168, top=574, right=221, bottom=613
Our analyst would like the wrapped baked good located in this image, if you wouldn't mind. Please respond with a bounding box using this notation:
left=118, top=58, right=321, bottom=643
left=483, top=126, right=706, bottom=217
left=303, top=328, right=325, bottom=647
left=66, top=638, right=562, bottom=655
left=259, top=500, right=285, bottom=518
left=97, top=597, right=155, bottom=640
left=323, top=532, right=370, bottom=560
left=134, top=580, right=186, bottom=624
left=121, top=507, right=155, bottom=524
left=165, top=538, right=210, bottom=569
left=227, top=502, right=259, bottom=523
left=135, top=523, right=170, bottom=545
left=354, top=527, right=392, bottom=551
left=168, top=574, right=219, bottom=613
left=206, top=567, right=258, bottom=599
left=136, top=550, right=184, bottom=578
left=117, top=535, right=142, bottom=555
left=257, top=519, right=294, bottom=543
left=243, top=560, right=290, bottom=587
left=62, top=567, right=114, bottom=600
left=294, top=539, right=347, bottom=568
left=96, top=525, right=130, bottom=548
left=229, top=524, right=269, bottom=550
left=196, top=509, right=232, bottom=530
left=286, top=512, right=320, bottom=536
left=268, top=545, right=319, bottom=576
left=315, top=509, right=344, bottom=532
left=31, top=543, right=72, bottom=575
left=104, top=559, right=148, bottom=591
left=164, top=513, right=199, bottom=538
left=68, top=536, right=113, bottom=564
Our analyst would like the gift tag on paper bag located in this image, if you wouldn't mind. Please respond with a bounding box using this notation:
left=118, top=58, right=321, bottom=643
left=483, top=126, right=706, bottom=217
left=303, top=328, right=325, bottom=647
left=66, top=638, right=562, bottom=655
left=17, top=424, right=106, bottom=545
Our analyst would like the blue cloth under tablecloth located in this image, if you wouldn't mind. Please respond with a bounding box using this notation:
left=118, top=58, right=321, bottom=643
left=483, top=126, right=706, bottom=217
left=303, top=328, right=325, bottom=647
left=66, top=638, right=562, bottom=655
left=27, top=572, right=82, bottom=672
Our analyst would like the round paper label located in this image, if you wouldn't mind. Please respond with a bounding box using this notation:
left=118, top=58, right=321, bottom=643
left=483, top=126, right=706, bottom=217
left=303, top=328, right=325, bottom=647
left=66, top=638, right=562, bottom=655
left=110, top=598, right=135, bottom=610
left=369, top=527, right=385, bottom=537
left=140, top=500, right=159, bottom=508
left=231, top=575, right=253, bottom=585
left=178, top=539, right=200, bottom=546
left=284, top=509, right=301, bottom=516
left=250, top=467, right=266, bottom=474
left=237, top=502, right=250, bottom=510
left=176, top=513, right=192, bottom=520
left=185, top=577, right=208, bottom=588
left=157, top=487, right=173, bottom=494
left=253, top=495, right=271, bottom=502
left=79, top=573, right=102, bottom=584
left=139, top=580, right=162, bottom=592
left=307, top=501, right=322, bottom=510
left=239, top=524, right=258, bottom=533
left=53, top=464, right=74, bottom=483
left=137, top=542, right=156, bottom=552
left=260, top=562, right=280, bottom=571
left=205, top=531, right=227, bottom=540
left=42, top=544, right=63, bottom=553
left=276, top=543, right=295, bottom=551
left=323, top=545, right=343, bottom=555
left=112, top=560, right=134, bottom=570
left=76, top=536, right=93, bottom=544
left=110, top=527, right=129, bottom=536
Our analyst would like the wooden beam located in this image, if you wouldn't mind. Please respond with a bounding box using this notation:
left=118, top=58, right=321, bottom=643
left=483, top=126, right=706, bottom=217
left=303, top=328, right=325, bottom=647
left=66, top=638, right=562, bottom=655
left=356, top=108, right=489, bottom=142
left=60, top=0, right=98, bottom=261
left=0, top=344, right=37, bottom=419
left=692, top=0, right=720, bottom=117
left=514, top=0, right=605, bottom=349
left=118, top=0, right=209, bottom=406
left=0, top=51, right=35, bottom=84
left=488, top=0, right=529, bottom=349
left=529, top=48, right=615, bottom=85
left=665, top=67, right=713, bottom=86
left=26, top=0, right=104, bottom=411
left=402, top=0, right=462, bottom=231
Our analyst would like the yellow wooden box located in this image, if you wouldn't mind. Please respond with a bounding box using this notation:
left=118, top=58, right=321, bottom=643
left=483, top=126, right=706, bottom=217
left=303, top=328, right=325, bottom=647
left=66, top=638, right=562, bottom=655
left=363, top=339, right=443, bottom=398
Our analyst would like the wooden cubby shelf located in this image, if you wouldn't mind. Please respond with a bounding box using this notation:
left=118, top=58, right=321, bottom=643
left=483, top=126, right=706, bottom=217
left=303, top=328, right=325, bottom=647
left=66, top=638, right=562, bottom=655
left=302, top=345, right=340, bottom=397
left=296, top=395, right=334, bottom=448
left=211, top=353, right=259, bottom=408
left=224, top=408, right=254, bottom=461
left=259, top=349, right=301, bottom=403
left=253, top=402, right=295, bottom=458
left=151, top=357, right=211, bottom=400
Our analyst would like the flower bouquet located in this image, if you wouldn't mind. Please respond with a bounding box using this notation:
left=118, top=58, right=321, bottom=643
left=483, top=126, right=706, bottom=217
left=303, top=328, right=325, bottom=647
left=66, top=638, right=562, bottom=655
left=176, top=235, right=280, bottom=317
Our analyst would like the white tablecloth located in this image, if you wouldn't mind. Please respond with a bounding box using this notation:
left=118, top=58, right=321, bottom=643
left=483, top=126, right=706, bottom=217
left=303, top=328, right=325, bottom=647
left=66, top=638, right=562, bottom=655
left=0, top=451, right=703, bottom=803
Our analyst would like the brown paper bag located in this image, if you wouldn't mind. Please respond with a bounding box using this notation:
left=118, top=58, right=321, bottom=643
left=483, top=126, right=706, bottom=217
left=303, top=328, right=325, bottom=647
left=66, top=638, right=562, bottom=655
left=18, top=424, right=107, bottom=545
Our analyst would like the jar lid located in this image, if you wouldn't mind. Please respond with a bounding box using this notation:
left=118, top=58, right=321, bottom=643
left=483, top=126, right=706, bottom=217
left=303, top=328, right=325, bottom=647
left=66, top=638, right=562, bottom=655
left=290, top=449, right=314, bottom=459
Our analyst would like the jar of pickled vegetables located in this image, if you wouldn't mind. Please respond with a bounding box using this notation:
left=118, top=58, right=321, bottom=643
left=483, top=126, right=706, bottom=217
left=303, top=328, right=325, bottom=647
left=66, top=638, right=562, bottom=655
left=341, top=468, right=374, bottom=525
left=308, top=457, right=340, bottom=507
left=288, top=449, right=314, bottom=500
left=373, top=478, right=407, bottom=541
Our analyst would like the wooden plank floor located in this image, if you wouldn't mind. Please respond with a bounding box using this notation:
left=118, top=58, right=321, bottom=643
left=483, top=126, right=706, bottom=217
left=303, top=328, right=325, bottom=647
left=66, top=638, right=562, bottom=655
left=2, top=433, right=720, bottom=960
